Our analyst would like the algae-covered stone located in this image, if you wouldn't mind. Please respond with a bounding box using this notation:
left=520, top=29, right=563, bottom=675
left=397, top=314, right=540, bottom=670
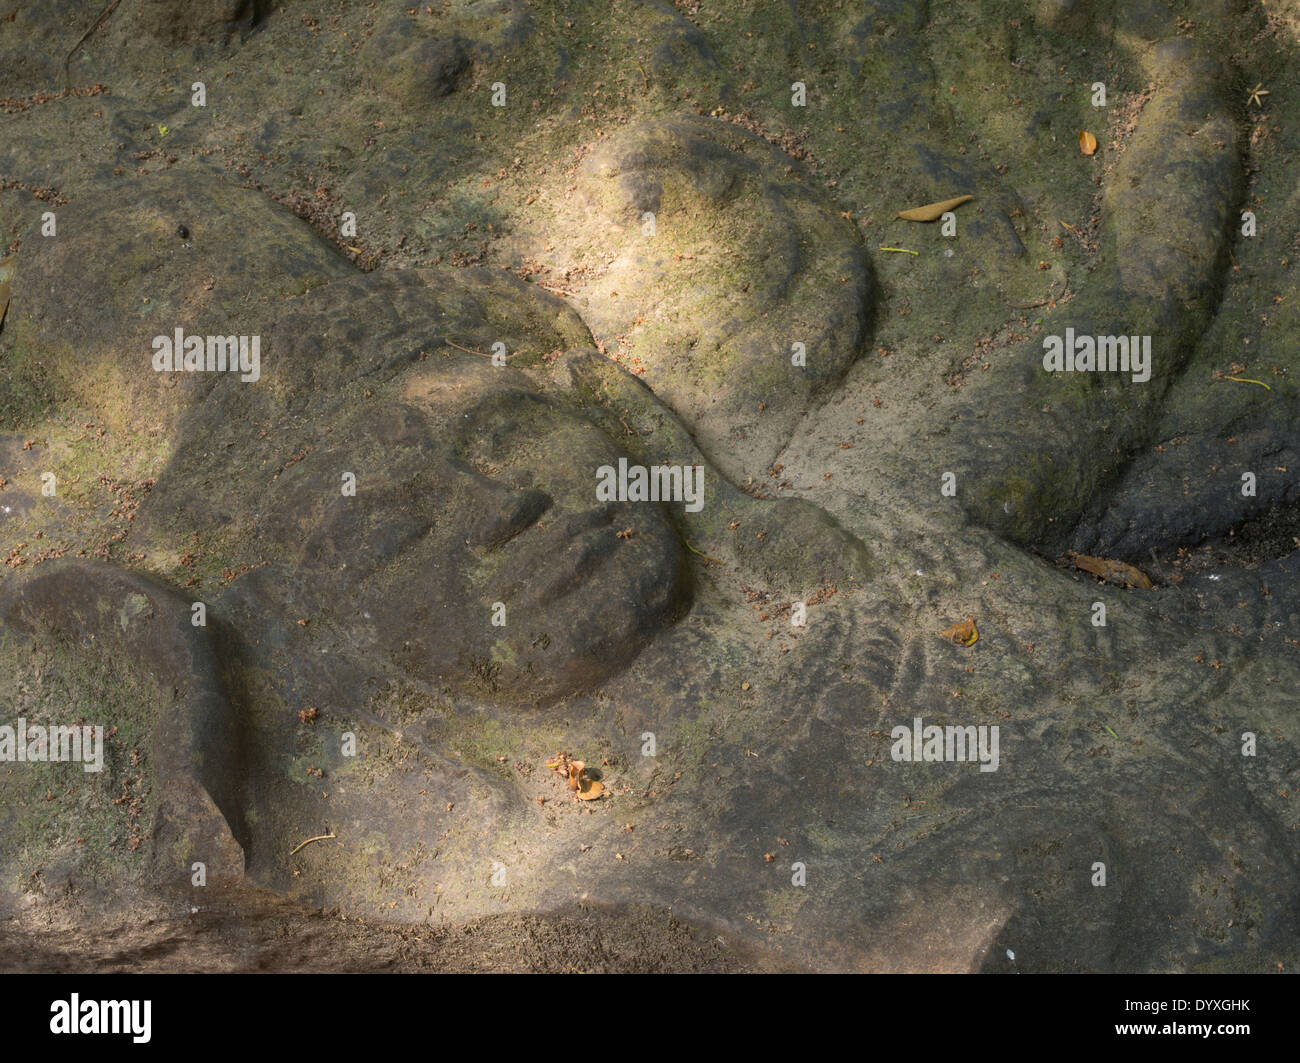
left=2, top=0, right=1299, bottom=974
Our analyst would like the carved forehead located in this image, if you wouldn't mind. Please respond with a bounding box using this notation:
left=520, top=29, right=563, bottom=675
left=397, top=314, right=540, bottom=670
left=400, top=360, right=552, bottom=421
left=260, top=267, right=592, bottom=421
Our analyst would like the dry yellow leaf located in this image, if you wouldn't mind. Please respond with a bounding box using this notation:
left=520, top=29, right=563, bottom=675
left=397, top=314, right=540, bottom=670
left=895, top=195, right=973, bottom=222
left=1078, top=130, right=1098, bottom=156
left=941, top=617, right=979, bottom=646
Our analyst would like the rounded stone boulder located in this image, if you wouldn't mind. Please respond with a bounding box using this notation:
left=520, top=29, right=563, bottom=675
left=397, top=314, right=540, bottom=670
left=561, top=115, right=874, bottom=481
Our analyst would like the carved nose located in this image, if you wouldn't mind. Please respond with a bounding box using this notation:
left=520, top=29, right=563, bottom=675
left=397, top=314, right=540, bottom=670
left=467, top=485, right=552, bottom=547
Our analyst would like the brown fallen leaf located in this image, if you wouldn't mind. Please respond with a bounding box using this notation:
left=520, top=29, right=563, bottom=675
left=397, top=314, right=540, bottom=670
left=1078, top=130, right=1098, bottom=156
left=546, top=750, right=608, bottom=801
left=576, top=778, right=605, bottom=801
left=941, top=616, right=979, bottom=647
left=896, top=195, right=973, bottom=222
left=1068, top=552, right=1153, bottom=589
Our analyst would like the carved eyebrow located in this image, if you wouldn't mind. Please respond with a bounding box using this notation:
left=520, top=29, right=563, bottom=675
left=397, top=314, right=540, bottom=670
left=451, top=389, right=565, bottom=452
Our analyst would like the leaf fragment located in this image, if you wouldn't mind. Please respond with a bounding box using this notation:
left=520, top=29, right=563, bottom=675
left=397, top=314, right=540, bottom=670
left=1078, top=130, right=1098, bottom=156
left=895, top=195, right=973, bottom=222
left=576, top=779, right=605, bottom=801
left=941, top=616, right=979, bottom=646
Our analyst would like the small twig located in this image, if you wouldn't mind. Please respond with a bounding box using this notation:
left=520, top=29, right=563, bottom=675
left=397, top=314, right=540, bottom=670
left=683, top=539, right=725, bottom=566
left=64, top=0, right=122, bottom=88
left=1225, top=375, right=1271, bottom=391
left=878, top=246, right=918, bottom=255
left=536, top=282, right=579, bottom=298
left=635, top=61, right=649, bottom=91
left=289, top=832, right=337, bottom=856
left=443, top=339, right=497, bottom=359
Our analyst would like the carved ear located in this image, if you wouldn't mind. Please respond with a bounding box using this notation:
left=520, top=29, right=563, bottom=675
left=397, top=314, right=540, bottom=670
left=0, top=559, right=247, bottom=886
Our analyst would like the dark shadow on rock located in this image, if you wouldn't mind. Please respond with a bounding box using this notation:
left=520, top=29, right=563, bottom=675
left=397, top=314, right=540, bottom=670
left=935, top=35, right=1245, bottom=557
left=127, top=0, right=269, bottom=47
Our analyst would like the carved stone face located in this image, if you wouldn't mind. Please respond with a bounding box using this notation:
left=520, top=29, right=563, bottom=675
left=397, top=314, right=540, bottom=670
left=4, top=0, right=1299, bottom=969
left=135, top=268, right=691, bottom=704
